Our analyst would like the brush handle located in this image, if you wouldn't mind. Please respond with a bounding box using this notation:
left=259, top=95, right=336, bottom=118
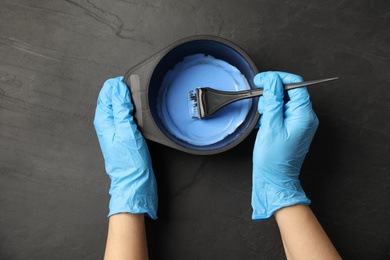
left=221, top=77, right=340, bottom=104
left=196, top=77, right=339, bottom=119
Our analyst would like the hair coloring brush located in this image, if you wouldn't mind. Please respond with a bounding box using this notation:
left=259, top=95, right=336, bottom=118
left=189, top=77, right=339, bottom=119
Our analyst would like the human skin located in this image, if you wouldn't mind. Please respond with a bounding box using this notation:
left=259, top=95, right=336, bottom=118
left=275, top=205, right=342, bottom=260
left=104, top=213, right=149, bottom=260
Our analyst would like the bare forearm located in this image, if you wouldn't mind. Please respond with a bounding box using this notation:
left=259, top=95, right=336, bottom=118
left=104, top=213, right=149, bottom=260
left=275, top=205, right=341, bottom=260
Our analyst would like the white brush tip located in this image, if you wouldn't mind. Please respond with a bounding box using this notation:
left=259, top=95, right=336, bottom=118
left=188, top=90, right=200, bottom=119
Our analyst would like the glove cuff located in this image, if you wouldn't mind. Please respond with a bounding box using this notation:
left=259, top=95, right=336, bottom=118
left=107, top=167, right=158, bottom=220
left=251, top=177, right=310, bottom=221
left=108, top=193, right=158, bottom=220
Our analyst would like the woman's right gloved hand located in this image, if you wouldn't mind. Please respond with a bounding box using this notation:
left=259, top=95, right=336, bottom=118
left=251, top=71, right=319, bottom=221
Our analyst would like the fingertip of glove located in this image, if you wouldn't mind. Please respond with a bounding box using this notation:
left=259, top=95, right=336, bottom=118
left=254, top=72, right=275, bottom=88
left=253, top=73, right=263, bottom=88
left=286, top=87, right=310, bottom=106
left=111, top=77, right=129, bottom=96
left=257, top=96, right=264, bottom=113
left=95, top=77, right=130, bottom=125
left=262, top=72, right=284, bottom=99
left=99, top=77, right=124, bottom=101
left=109, top=77, right=133, bottom=111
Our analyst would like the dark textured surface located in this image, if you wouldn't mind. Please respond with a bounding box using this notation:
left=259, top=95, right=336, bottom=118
left=0, top=0, right=389, bottom=259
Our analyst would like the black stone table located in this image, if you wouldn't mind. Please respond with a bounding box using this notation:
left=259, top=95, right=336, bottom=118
left=1, top=0, right=389, bottom=259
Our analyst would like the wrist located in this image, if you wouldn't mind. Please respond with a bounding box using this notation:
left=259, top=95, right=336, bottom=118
left=107, top=168, right=158, bottom=219
left=251, top=173, right=310, bottom=221
left=108, top=192, right=158, bottom=219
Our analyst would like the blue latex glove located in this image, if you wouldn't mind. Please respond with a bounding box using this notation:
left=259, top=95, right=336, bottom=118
left=251, top=71, right=319, bottom=221
left=94, top=77, right=158, bottom=219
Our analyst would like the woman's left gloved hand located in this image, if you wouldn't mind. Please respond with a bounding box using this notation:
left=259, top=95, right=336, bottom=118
left=94, top=77, right=158, bottom=219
